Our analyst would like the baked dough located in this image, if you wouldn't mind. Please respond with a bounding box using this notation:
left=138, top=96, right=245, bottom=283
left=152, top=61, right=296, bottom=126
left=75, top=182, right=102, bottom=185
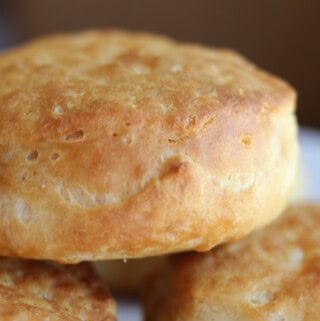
left=0, top=258, right=116, bottom=321
left=144, top=204, right=320, bottom=321
left=0, top=30, right=297, bottom=262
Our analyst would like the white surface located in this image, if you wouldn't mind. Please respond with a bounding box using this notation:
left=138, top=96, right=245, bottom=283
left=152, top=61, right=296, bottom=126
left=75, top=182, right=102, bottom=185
left=299, top=127, right=320, bottom=201
left=118, top=126, right=320, bottom=321
left=118, top=300, right=143, bottom=321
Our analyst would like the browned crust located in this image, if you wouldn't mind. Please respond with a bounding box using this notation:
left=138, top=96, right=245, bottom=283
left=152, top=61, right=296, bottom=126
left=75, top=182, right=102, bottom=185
left=144, top=204, right=320, bottom=321
left=0, top=30, right=297, bottom=262
left=0, top=258, right=116, bottom=321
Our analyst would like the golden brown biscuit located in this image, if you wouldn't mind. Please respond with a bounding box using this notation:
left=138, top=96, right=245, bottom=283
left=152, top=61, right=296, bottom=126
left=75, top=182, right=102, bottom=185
left=0, top=30, right=297, bottom=262
left=144, top=204, right=320, bottom=321
left=0, top=258, right=116, bottom=321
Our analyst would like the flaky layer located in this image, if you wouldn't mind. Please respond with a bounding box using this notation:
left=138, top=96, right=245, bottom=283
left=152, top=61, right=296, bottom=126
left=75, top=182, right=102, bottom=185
left=144, top=204, right=320, bottom=321
left=0, top=258, right=116, bottom=321
left=0, top=30, right=297, bottom=262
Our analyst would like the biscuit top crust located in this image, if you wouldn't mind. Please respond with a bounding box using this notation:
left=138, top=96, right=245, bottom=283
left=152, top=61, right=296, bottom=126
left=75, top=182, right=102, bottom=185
left=0, top=30, right=295, bottom=205
left=0, top=259, right=116, bottom=320
left=0, top=30, right=295, bottom=146
left=0, top=30, right=297, bottom=262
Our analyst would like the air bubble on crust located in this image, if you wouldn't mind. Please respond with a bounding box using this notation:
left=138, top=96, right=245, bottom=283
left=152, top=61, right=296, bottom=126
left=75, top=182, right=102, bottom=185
left=26, top=150, right=38, bottom=161
left=65, top=130, right=84, bottom=142
left=51, top=153, right=60, bottom=161
left=241, top=136, right=252, bottom=146
left=15, top=198, right=32, bottom=223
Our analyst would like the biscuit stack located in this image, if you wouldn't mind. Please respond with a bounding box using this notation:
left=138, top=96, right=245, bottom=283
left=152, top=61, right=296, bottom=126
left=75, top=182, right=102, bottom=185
left=0, top=30, right=317, bottom=321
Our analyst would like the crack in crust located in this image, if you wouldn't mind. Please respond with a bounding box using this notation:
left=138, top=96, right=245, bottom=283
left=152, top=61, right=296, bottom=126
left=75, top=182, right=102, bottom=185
left=56, top=153, right=194, bottom=208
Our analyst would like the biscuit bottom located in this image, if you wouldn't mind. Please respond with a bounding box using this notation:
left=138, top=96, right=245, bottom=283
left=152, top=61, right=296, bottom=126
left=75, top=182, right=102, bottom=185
left=0, top=259, right=116, bottom=321
left=144, top=204, right=320, bottom=321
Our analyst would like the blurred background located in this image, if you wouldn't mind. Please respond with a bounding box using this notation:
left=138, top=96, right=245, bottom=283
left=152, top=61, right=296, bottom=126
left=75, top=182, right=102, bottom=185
left=0, top=0, right=319, bottom=127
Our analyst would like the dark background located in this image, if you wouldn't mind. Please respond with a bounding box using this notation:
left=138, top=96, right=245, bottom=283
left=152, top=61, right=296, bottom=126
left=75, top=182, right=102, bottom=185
left=2, top=0, right=320, bottom=128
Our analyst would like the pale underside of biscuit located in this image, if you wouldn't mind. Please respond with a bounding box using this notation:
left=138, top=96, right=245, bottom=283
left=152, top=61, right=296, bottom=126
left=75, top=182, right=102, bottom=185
left=144, top=204, right=320, bottom=321
left=0, top=30, right=297, bottom=262
left=0, top=259, right=116, bottom=321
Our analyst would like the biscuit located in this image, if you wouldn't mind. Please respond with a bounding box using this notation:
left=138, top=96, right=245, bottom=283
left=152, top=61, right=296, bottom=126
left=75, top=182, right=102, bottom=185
left=0, top=258, right=116, bottom=320
left=144, top=204, right=320, bottom=321
left=0, top=30, right=297, bottom=262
